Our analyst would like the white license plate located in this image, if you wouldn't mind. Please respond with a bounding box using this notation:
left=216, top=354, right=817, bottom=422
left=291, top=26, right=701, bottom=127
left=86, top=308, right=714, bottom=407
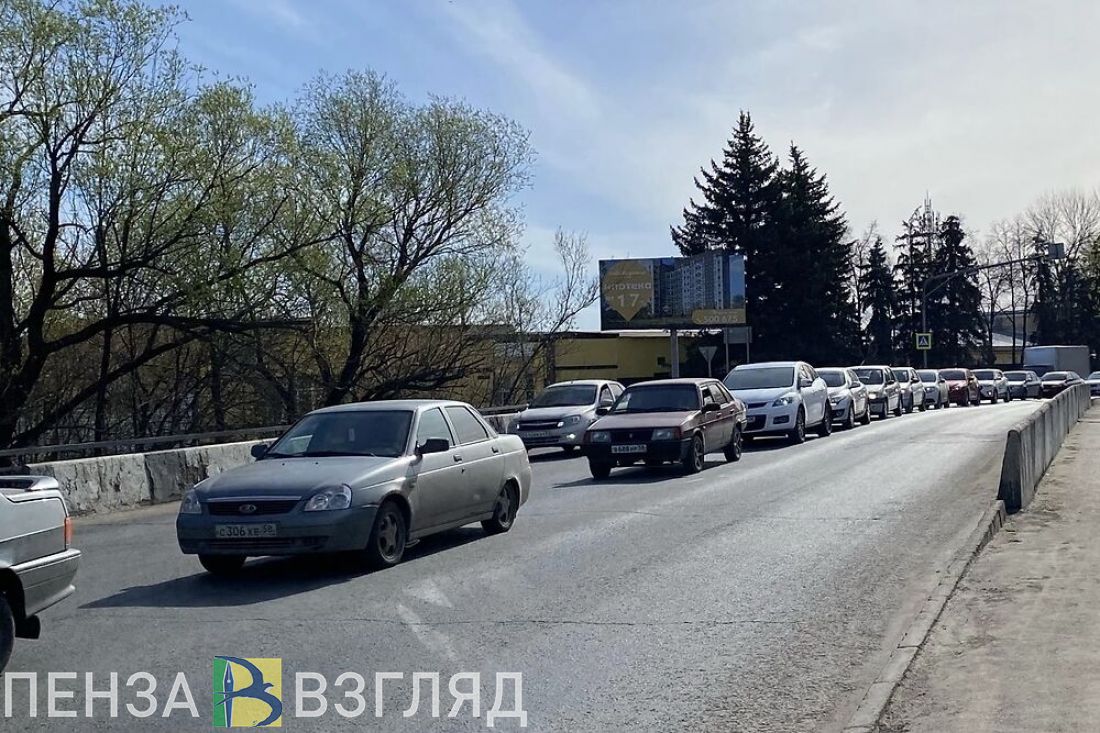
left=611, top=444, right=647, bottom=454
left=522, top=431, right=551, bottom=438
left=215, top=523, right=277, bottom=539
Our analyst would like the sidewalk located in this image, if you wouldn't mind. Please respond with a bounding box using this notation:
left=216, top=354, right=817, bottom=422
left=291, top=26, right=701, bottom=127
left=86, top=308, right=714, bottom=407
left=879, top=408, right=1100, bottom=733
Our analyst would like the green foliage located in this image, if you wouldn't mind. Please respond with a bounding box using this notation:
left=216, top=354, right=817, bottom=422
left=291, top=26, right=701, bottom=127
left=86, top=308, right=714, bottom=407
left=860, top=238, right=895, bottom=363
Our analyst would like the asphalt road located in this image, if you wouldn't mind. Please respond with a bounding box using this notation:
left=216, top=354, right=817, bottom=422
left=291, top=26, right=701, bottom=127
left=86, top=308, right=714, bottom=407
left=8, top=399, right=1044, bottom=731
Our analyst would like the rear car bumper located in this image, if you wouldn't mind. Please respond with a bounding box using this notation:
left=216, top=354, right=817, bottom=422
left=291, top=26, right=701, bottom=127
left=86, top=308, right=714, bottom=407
left=12, top=548, right=81, bottom=619
left=177, top=506, right=378, bottom=556
left=583, top=438, right=692, bottom=463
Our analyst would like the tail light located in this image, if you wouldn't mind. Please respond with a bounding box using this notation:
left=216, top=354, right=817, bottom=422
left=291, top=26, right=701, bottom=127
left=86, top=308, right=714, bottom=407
left=63, top=516, right=74, bottom=548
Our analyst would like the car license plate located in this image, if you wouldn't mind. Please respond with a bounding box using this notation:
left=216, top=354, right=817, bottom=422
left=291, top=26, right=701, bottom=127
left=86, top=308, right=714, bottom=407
left=611, top=444, right=646, bottom=454
left=215, top=523, right=277, bottom=539
left=522, top=431, right=551, bottom=438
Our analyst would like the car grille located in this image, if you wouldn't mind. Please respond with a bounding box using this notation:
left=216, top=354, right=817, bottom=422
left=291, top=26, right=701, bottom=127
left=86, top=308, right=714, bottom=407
left=746, top=415, right=766, bottom=430
left=203, top=537, right=326, bottom=552
left=746, top=402, right=768, bottom=409
left=517, top=420, right=560, bottom=431
left=207, top=500, right=300, bottom=516
left=609, top=429, right=655, bottom=443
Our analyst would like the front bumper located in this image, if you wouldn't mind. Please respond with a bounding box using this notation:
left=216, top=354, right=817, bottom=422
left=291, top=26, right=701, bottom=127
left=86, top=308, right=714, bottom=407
left=1008, top=385, right=1031, bottom=398
left=921, top=387, right=941, bottom=404
left=1041, top=386, right=1064, bottom=398
left=743, top=404, right=798, bottom=434
left=583, top=438, right=692, bottom=463
left=512, top=425, right=587, bottom=448
left=13, top=548, right=81, bottom=619
left=829, top=399, right=851, bottom=421
left=867, top=395, right=890, bottom=413
left=176, top=506, right=378, bottom=556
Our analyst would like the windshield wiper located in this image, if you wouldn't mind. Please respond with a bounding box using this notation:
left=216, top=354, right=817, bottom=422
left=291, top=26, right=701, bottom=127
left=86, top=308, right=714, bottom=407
left=300, top=450, right=380, bottom=458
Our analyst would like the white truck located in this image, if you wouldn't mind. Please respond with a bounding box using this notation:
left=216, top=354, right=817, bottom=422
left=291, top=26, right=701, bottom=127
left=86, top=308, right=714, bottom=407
left=1022, top=345, right=1091, bottom=378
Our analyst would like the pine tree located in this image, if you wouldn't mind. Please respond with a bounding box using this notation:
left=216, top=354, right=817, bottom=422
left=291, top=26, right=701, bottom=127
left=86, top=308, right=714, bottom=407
left=860, top=237, right=896, bottom=362
left=772, top=145, right=859, bottom=363
left=927, top=216, right=983, bottom=365
left=671, top=111, right=783, bottom=353
left=892, top=205, right=937, bottom=365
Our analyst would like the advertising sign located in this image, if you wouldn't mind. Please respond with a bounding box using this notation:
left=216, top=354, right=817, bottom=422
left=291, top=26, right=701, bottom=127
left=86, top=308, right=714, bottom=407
left=599, top=253, right=746, bottom=330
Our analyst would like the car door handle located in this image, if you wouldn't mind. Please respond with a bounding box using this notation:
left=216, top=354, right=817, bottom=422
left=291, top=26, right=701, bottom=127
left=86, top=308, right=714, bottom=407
left=491, top=445, right=500, bottom=454
left=453, top=454, right=463, bottom=462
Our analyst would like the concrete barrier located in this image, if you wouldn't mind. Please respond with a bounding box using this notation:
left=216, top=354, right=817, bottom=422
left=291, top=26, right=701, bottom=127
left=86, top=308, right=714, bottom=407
left=27, top=412, right=520, bottom=515
left=998, top=384, right=1092, bottom=514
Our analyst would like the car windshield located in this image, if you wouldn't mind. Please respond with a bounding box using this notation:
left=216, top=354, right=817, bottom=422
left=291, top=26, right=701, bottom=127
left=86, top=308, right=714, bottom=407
left=940, top=369, right=966, bottom=380
left=891, top=369, right=909, bottom=381
left=266, top=410, right=412, bottom=458
left=725, top=367, right=795, bottom=390
left=917, top=370, right=938, bottom=382
left=1005, top=371, right=1028, bottom=381
left=611, top=385, right=700, bottom=413
left=853, top=368, right=884, bottom=385
left=1090, top=372, right=1100, bottom=380
left=973, top=370, right=997, bottom=380
left=530, top=385, right=597, bottom=408
left=1044, top=372, right=1068, bottom=380
left=819, top=370, right=846, bottom=388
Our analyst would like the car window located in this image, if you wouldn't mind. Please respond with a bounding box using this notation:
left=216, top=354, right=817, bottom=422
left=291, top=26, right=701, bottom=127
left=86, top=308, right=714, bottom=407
left=713, top=382, right=734, bottom=402
left=1044, top=372, right=1068, bottom=380
left=530, top=384, right=597, bottom=408
left=610, top=383, right=623, bottom=398
left=444, top=406, right=490, bottom=444
left=701, top=388, right=716, bottom=406
left=599, top=386, right=614, bottom=405
left=846, top=369, right=860, bottom=384
left=853, top=368, right=883, bottom=385
left=268, top=410, right=413, bottom=458
left=611, top=384, right=701, bottom=413
left=1004, top=371, right=1027, bottom=380
left=973, top=370, right=996, bottom=380
left=801, top=365, right=814, bottom=383
left=725, top=367, right=795, bottom=390
left=416, top=407, right=455, bottom=449
left=819, top=370, right=846, bottom=388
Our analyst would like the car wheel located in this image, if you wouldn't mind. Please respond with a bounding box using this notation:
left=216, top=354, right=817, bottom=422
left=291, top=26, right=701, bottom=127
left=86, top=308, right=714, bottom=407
left=816, top=407, right=833, bottom=437
left=860, top=404, right=872, bottom=425
left=1005, top=391, right=1012, bottom=402
left=364, top=500, right=407, bottom=570
left=198, top=554, right=246, bottom=576
left=0, top=594, right=14, bottom=674
left=482, top=484, right=519, bottom=535
left=905, top=395, right=914, bottom=414
left=589, top=460, right=613, bottom=480
left=788, top=409, right=807, bottom=444
left=724, top=426, right=743, bottom=462
left=991, top=392, right=998, bottom=404
left=893, top=397, right=903, bottom=417
left=681, top=434, right=705, bottom=474
left=844, top=407, right=855, bottom=430
left=562, top=445, right=577, bottom=454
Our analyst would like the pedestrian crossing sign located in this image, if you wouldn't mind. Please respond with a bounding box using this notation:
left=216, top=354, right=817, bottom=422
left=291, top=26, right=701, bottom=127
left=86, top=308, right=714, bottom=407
left=915, top=333, right=932, bottom=350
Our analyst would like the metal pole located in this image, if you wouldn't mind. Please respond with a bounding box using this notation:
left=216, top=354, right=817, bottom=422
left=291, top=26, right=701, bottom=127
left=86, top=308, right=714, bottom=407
left=670, top=328, right=680, bottom=378
left=724, top=330, right=731, bottom=375
left=921, top=281, right=929, bottom=369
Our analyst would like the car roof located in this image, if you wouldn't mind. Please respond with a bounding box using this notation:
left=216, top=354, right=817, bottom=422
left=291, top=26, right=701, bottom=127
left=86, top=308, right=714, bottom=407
left=544, top=379, right=617, bottom=387
left=734, top=361, right=800, bottom=369
left=628, top=378, right=713, bottom=388
left=310, top=399, right=469, bottom=415
left=853, top=364, right=890, bottom=370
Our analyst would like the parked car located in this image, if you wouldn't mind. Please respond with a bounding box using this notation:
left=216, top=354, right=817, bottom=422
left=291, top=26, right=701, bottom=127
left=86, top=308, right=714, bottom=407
left=818, top=368, right=870, bottom=429
left=582, top=378, right=746, bottom=479
left=851, top=365, right=902, bottom=418
left=973, top=369, right=1011, bottom=403
left=941, top=368, right=981, bottom=406
left=917, top=369, right=949, bottom=409
left=0, top=476, right=81, bottom=672
left=1004, top=370, right=1042, bottom=400
left=892, top=367, right=924, bottom=413
left=177, top=400, right=532, bottom=574
left=1087, top=371, right=1100, bottom=397
left=724, top=361, right=831, bottom=444
left=508, top=379, right=623, bottom=453
left=1039, top=371, right=1084, bottom=398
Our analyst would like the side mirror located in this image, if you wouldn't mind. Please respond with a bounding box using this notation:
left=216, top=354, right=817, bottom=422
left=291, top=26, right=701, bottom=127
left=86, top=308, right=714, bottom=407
left=417, top=438, right=450, bottom=456
left=595, top=406, right=609, bottom=416
left=798, top=378, right=813, bottom=389
left=702, top=402, right=720, bottom=414
left=250, top=443, right=269, bottom=460
left=851, top=381, right=862, bottom=388
left=598, top=398, right=614, bottom=408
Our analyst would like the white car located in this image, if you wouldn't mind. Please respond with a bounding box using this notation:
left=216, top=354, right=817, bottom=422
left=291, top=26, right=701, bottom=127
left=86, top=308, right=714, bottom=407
left=818, top=368, right=870, bottom=429
left=917, top=369, right=949, bottom=409
left=1087, top=371, right=1100, bottom=397
left=723, top=361, right=831, bottom=444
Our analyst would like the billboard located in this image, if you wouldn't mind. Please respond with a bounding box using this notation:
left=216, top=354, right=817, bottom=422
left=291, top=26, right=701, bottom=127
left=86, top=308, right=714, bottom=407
left=599, top=253, right=746, bottom=330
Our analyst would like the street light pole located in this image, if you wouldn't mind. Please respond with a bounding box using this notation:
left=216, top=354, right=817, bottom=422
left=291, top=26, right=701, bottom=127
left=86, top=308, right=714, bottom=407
left=919, top=247, right=1062, bottom=369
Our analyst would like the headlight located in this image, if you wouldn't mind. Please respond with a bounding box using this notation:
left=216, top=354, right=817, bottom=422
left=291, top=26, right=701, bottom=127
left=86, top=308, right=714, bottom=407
left=588, top=431, right=611, bottom=443
left=772, top=393, right=797, bottom=407
left=179, top=489, right=202, bottom=515
left=652, top=427, right=680, bottom=441
left=304, top=485, right=352, bottom=512
left=557, top=415, right=583, bottom=428
left=867, top=390, right=881, bottom=398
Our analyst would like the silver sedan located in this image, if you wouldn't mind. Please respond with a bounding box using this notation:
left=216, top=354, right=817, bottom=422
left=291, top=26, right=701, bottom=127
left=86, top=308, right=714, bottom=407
left=176, top=400, right=532, bottom=574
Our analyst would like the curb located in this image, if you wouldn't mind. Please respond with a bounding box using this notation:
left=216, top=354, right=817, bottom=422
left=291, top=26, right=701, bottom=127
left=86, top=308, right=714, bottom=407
left=842, top=499, right=1007, bottom=732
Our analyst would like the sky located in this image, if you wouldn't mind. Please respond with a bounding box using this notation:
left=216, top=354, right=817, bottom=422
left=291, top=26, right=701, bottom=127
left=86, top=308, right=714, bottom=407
left=167, top=0, right=1100, bottom=329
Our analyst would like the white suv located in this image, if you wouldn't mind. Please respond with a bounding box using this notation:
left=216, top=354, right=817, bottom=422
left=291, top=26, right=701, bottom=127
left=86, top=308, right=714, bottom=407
left=723, top=361, right=831, bottom=444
